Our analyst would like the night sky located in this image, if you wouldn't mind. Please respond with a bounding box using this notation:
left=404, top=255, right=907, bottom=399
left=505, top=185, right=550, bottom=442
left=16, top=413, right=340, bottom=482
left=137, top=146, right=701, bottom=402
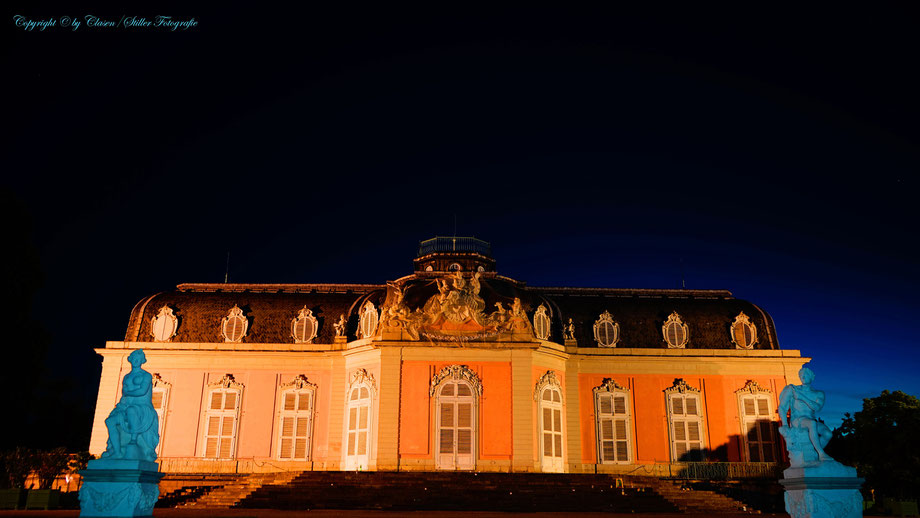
left=4, top=5, right=919, bottom=448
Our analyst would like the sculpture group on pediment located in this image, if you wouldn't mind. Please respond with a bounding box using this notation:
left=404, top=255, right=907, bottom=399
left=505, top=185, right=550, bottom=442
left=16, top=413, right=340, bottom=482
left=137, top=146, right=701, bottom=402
left=379, top=272, right=535, bottom=342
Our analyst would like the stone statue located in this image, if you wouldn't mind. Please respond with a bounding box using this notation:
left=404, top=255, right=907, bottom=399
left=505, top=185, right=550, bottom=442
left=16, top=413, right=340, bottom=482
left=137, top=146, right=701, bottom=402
left=334, top=314, right=346, bottom=337
left=101, top=350, right=159, bottom=462
left=778, top=366, right=833, bottom=466
left=564, top=318, right=575, bottom=340
left=778, top=366, right=863, bottom=518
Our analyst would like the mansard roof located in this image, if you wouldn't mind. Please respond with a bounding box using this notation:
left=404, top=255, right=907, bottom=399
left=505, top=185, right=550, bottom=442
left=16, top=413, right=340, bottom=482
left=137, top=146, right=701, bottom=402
left=124, top=275, right=778, bottom=349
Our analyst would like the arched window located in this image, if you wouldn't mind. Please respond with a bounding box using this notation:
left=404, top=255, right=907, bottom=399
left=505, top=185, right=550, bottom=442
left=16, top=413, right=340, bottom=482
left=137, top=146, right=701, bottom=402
left=344, top=369, right=375, bottom=470
left=201, top=374, right=243, bottom=459
left=277, top=375, right=316, bottom=461
left=735, top=380, right=777, bottom=462
left=593, top=311, right=620, bottom=347
left=448, top=263, right=462, bottom=271
left=430, top=365, right=482, bottom=471
left=665, top=379, right=705, bottom=461
left=730, top=312, right=758, bottom=349
left=291, top=306, right=319, bottom=344
left=221, top=305, right=248, bottom=343
left=358, top=301, right=378, bottom=339
left=150, top=305, right=178, bottom=342
left=151, top=373, right=171, bottom=456
left=594, top=379, right=632, bottom=464
left=534, top=371, right=564, bottom=472
left=533, top=304, right=551, bottom=340
left=662, top=311, right=689, bottom=348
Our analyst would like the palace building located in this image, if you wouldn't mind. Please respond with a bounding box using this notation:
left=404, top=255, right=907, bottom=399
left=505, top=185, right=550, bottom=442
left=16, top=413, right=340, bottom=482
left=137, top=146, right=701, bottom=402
left=88, top=237, right=806, bottom=475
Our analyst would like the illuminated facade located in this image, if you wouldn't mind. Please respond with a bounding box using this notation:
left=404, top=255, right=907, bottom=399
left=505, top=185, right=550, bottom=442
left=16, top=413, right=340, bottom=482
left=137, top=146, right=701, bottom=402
left=89, top=237, right=806, bottom=474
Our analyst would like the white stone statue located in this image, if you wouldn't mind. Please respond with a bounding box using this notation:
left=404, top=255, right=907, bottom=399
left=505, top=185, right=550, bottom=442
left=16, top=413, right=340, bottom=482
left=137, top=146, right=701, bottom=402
left=101, top=349, right=159, bottom=462
left=334, top=314, right=347, bottom=337
left=778, top=366, right=863, bottom=518
left=778, top=366, right=833, bottom=466
left=80, top=349, right=164, bottom=518
left=564, top=318, right=576, bottom=341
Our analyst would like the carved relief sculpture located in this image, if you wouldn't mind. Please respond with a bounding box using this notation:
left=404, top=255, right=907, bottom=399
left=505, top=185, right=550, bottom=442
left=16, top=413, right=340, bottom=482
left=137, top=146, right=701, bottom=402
left=378, top=272, right=534, bottom=343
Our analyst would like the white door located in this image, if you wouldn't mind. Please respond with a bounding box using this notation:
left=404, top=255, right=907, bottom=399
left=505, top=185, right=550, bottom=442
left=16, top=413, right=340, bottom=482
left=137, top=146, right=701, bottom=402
left=540, top=387, right=564, bottom=472
left=436, top=381, right=475, bottom=470
left=344, top=384, right=371, bottom=470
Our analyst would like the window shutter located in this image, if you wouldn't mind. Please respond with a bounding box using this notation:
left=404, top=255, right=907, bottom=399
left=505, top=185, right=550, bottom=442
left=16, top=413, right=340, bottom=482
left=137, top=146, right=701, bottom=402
left=284, top=393, right=295, bottom=411
left=672, top=397, right=684, bottom=415
left=685, top=397, right=698, bottom=416
left=224, top=392, right=237, bottom=410
left=613, top=396, right=626, bottom=414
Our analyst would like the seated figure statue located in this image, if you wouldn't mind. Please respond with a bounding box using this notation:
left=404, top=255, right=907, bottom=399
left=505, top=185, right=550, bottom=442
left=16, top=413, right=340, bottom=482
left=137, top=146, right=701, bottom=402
left=778, top=366, right=833, bottom=467
left=101, top=349, right=159, bottom=462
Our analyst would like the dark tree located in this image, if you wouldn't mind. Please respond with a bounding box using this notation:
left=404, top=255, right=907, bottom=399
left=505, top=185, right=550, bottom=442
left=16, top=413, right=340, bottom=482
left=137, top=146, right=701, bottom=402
left=827, top=390, right=920, bottom=501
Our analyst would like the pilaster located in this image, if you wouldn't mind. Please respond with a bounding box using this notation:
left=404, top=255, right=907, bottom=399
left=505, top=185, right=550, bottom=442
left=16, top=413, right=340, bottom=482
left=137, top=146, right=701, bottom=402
left=510, top=349, right=535, bottom=472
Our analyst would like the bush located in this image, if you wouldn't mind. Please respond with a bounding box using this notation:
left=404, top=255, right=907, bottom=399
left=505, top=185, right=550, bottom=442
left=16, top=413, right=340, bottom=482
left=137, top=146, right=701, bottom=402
left=2, top=448, right=35, bottom=489
left=35, top=447, right=70, bottom=490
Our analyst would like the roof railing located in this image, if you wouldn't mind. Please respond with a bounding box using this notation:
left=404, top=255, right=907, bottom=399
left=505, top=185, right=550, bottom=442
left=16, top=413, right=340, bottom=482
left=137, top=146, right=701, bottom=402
left=417, top=236, right=492, bottom=257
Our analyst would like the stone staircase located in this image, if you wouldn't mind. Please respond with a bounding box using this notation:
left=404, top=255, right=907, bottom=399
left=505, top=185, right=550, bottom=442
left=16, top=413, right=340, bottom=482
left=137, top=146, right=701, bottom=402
left=166, top=470, right=769, bottom=514
left=178, top=471, right=301, bottom=509
left=643, top=478, right=750, bottom=513
left=239, top=471, right=679, bottom=512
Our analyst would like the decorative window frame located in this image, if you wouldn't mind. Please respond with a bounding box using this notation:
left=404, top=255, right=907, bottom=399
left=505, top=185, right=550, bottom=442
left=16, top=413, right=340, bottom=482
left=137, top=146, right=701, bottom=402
left=593, top=378, right=632, bottom=464
left=342, top=369, right=377, bottom=470
left=533, top=370, right=564, bottom=402
left=200, top=374, right=244, bottom=459
left=593, top=310, right=620, bottom=348
left=664, top=378, right=706, bottom=462
left=429, top=365, right=483, bottom=397
left=276, top=374, right=317, bottom=461
left=730, top=312, right=758, bottom=349
left=221, top=305, right=248, bottom=343
left=533, top=304, right=551, bottom=341
left=150, top=305, right=178, bottom=342
left=662, top=311, right=689, bottom=348
left=151, top=373, right=171, bottom=455
left=431, top=365, right=481, bottom=471
left=735, top=380, right=777, bottom=463
left=358, top=301, right=379, bottom=339
left=291, top=306, right=319, bottom=344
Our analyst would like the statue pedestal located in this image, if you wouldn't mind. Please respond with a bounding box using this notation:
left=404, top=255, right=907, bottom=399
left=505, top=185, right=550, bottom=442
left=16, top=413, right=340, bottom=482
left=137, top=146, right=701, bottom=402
left=780, top=462, right=864, bottom=518
left=78, top=459, right=164, bottom=518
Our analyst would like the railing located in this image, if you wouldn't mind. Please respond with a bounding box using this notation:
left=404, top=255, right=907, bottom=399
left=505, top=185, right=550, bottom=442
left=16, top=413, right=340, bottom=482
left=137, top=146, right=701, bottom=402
left=672, top=462, right=783, bottom=480
left=417, top=236, right=492, bottom=257
left=608, top=462, right=782, bottom=480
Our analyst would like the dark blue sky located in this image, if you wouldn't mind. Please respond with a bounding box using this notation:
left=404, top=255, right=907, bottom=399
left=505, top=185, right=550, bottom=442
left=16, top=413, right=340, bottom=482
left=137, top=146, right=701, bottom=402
left=4, top=5, right=918, bottom=442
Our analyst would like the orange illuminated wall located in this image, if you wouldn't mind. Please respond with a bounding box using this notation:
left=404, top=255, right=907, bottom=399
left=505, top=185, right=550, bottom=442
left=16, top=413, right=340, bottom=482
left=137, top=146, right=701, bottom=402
left=579, top=373, right=787, bottom=464
left=399, top=361, right=513, bottom=461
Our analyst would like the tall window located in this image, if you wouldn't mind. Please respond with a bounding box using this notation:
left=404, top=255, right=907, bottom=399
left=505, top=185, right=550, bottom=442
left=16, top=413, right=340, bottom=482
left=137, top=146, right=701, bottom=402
left=430, top=365, right=482, bottom=471
left=358, top=301, right=378, bottom=339
left=344, top=369, right=375, bottom=470
left=665, top=379, right=705, bottom=461
left=533, top=304, right=551, bottom=340
left=594, top=379, right=631, bottom=464
left=291, top=306, right=319, bottom=344
left=150, top=305, right=178, bottom=342
left=730, top=312, right=758, bottom=349
left=202, top=374, right=243, bottom=458
left=151, top=373, right=171, bottom=456
left=534, top=371, right=564, bottom=472
left=736, top=381, right=777, bottom=462
left=277, top=375, right=316, bottom=461
left=662, top=311, right=689, bottom=348
left=221, top=305, right=248, bottom=343
left=593, top=311, right=620, bottom=347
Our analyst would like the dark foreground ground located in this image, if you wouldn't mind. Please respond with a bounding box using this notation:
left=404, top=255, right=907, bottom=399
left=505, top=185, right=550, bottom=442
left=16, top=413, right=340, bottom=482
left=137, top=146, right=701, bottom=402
left=0, top=511, right=788, bottom=518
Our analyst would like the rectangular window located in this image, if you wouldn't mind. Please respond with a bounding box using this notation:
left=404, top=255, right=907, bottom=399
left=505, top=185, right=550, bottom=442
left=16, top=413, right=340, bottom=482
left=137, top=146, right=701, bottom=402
left=278, top=390, right=314, bottom=461
left=596, top=391, right=631, bottom=463
left=668, top=393, right=705, bottom=462
left=202, top=388, right=241, bottom=458
left=740, top=394, right=777, bottom=462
